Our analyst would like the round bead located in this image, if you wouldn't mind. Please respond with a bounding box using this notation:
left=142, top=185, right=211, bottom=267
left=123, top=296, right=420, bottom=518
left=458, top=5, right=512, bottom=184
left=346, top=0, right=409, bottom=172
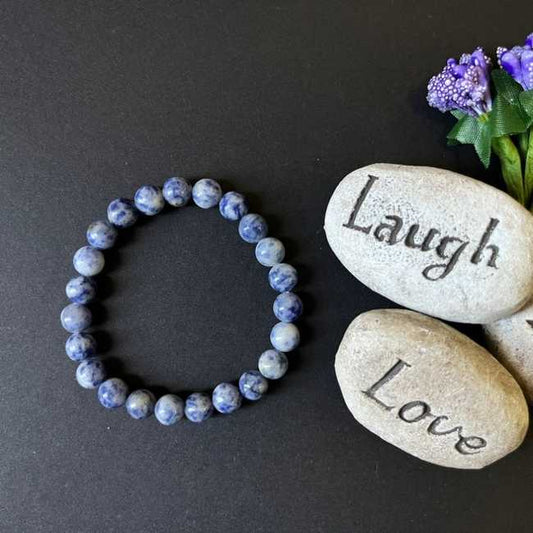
left=219, top=191, right=249, bottom=221
left=65, top=333, right=96, bottom=361
left=270, top=322, right=300, bottom=352
left=273, top=292, right=303, bottom=323
left=192, top=178, right=222, bottom=209
left=184, top=392, right=214, bottom=423
left=238, top=213, right=268, bottom=243
left=66, top=276, right=96, bottom=304
left=134, top=185, right=165, bottom=215
left=73, top=246, right=105, bottom=277
left=258, top=349, right=289, bottom=380
left=61, top=303, right=92, bottom=333
left=163, top=177, right=192, bottom=207
left=255, top=237, right=285, bottom=267
left=239, top=370, right=268, bottom=401
left=76, top=358, right=106, bottom=389
left=126, top=389, right=156, bottom=419
left=212, top=383, right=242, bottom=414
left=86, top=220, right=118, bottom=249
left=98, top=378, right=128, bottom=408
left=268, top=263, right=298, bottom=292
left=107, top=198, right=138, bottom=228
left=155, top=394, right=185, bottom=425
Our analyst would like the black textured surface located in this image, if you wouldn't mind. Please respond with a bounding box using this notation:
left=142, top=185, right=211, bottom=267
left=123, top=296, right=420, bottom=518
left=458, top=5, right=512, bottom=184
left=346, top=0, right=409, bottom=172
left=1, top=2, right=532, bottom=532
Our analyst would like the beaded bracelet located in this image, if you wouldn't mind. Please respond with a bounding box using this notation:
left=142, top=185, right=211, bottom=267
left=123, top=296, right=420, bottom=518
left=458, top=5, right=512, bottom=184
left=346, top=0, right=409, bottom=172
left=60, top=178, right=303, bottom=424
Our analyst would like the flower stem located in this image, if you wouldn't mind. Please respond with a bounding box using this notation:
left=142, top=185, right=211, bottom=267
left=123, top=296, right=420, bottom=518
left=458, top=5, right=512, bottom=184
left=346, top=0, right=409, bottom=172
left=518, top=132, right=529, bottom=161
left=491, top=135, right=525, bottom=205
left=524, top=129, right=533, bottom=210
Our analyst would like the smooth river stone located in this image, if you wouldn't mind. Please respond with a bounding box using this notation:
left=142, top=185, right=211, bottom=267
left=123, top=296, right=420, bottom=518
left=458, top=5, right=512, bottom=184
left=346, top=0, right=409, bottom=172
left=335, top=309, right=528, bottom=469
left=324, top=164, right=533, bottom=323
left=484, top=297, right=533, bottom=403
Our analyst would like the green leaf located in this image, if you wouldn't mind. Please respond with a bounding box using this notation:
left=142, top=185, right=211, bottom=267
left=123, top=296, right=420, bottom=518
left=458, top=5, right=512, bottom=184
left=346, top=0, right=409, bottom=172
left=519, top=90, right=533, bottom=121
left=474, top=125, right=492, bottom=168
left=490, top=95, right=530, bottom=137
left=491, top=70, right=523, bottom=106
left=446, top=115, right=492, bottom=167
left=450, top=110, right=466, bottom=120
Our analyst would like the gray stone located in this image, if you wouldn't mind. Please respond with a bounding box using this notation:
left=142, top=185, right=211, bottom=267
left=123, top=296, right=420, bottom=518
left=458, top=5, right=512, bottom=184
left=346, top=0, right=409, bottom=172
left=335, top=309, right=529, bottom=469
left=484, top=297, right=533, bottom=404
left=324, top=163, right=533, bottom=323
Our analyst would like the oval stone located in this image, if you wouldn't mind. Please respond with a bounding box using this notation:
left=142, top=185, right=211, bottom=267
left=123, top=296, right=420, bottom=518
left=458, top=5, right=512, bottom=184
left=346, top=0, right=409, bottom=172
left=324, top=164, right=533, bottom=323
left=335, top=309, right=528, bottom=469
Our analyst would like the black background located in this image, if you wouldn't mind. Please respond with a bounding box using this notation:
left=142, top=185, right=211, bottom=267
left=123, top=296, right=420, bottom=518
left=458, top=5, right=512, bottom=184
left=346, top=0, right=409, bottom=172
left=1, top=1, right=532, bottom=532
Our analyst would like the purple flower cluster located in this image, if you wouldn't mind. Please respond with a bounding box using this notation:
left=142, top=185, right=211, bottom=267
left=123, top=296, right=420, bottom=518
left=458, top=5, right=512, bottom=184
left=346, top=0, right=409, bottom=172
left=427, top=48, right=492, bottom=117
left=497, top=33, right=533, bottom=90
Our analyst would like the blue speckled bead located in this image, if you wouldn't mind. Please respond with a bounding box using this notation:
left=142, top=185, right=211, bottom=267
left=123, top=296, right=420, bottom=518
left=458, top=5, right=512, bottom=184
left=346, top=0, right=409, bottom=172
left=212, top=383, right=242, bottom=414
left=270, top=322, right=300, bottom=352
left=239, top=370, right=268, bottom=401
left=273, top=292, right=303, bottom=323
left=268, top=263, right=298, bottom=292
left=107, top=198, right=138, bottom=228
left=61, top=303, right=92, bottom=333
left=66, top=276, right=96, bottom=304
left=76, top=358, right=106, bottom=389
left=65, top=332, right=96, bottom=361
left=73, top=246, right=105, bottom=277
left=219, top=191, right=249, bottom=221
left=134, top=185, right=165, bottom=216
left=163, top=177, right=192, bottom=207
left=98, top=377, right=128, bottom=408
left=184, top=392, right=214, bottom=422
left=86, top=220, right=118, bottom=249
left=255, top=237, right=285, bottom=267
left=126, top=389, right=156, bottom=419
left=192, top=179, right=222, bottom=209
left=238, top=213, right=268, bottom=243
left=155, top=394, right=184, bottom=425
left=258, top=349, right=289, bottom=380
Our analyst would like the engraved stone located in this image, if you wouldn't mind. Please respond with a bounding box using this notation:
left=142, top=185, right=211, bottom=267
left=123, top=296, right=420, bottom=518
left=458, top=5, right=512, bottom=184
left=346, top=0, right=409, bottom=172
left=324, top=163, right=533, bottom=323
left=484, top=297, right=533, bottom=403
left=335, top=309, right=529, bottom=469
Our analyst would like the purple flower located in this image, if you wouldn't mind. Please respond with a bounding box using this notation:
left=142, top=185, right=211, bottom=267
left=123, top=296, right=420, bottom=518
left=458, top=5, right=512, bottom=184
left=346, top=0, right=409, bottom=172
left=427, top=47, right=492, bottom=117
left=497, top=33, right=533, bottom=90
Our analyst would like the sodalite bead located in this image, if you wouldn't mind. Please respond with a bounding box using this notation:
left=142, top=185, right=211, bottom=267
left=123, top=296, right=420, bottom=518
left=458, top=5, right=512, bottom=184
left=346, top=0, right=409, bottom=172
left=273, top=292, right=303, bottom=323
left=155, top=394, right=184, bottom=425
left=184, top=392, right=214, bottom=422
left=126, top=389, right=156, bottom=419
left=239, top=370, right=268, bottom=401
left=61, top=303, right=92, bottom=333
left=269, top=263, right=298, bottom=292
left=107, top=198, right=138, bottom=228
left=163, top=177, right=192, bottom=207
left=134, top=185, right=165, bottom=215
left=98, top=378, right=128, bottom=408
left=76, top=358, right=106, bottom=389
left=258, top=349, right=289, bottom=380
left=73, top=246, right=105, bottom=277
left=238, top=213, right=268, bottom=243
left=219, top=191, right=249, bottom=221
left=270, top=322, right=300, bottom=352
left=255, top=237, right=285, bottom=267
left=212, top=383, right=242, bottom=414
left=65, top=332, right=96, bottom=361
left=66, top=276, right=96, bottom=304
left=192, top=179, right=222, bottom=209
left=86, top=220, right=117, bottom=249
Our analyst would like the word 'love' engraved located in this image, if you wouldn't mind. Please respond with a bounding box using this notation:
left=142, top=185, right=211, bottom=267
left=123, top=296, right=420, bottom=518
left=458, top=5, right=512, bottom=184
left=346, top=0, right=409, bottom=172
left=363, top=358, right=487, bottom=455
left=343, top=175, right=500, bottom=280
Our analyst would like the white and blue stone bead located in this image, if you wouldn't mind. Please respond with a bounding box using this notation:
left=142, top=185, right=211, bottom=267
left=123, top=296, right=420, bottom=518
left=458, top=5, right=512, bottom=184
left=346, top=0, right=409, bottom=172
left=219, top=191, right=249, bottom=221
left=270, top=322, right=300, bottom=352
left=73, top=246, right=105, bottom=277
left=76, top=358, right=106, bottom=389
left=212, top=383, right=242, bottom=414
left=65, top=332, right=97, bottom=361
left=239, top=370, right=268, bottom=401
left=126, top=389, right=156, bottom=419
left=184, top=392, right=214, bottom=422
left=255, top=237, right=285, bottom=267
left=107, top=198, right=139, bottom=228
left=155, top=394, right=185, bottom=425
left=192, top=179, right=222, bottom=209
left=273, top=292, right=303, bottom=323
left=258, top=349, right=289, bottom=380
left=163, top=177, right=192, bottom=207
left=61, top=303, right=92, bottom=333
left=98, top=378, right=129, bottom=408
left=86, top=220, right=118, bottom=249
left=134, top=185, right=165, bottom=216
left=66, top=276, right=96, bottom=304
left=238, top=213, right=268, bottom=243
left=268, top=263, right=298, bottom=292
